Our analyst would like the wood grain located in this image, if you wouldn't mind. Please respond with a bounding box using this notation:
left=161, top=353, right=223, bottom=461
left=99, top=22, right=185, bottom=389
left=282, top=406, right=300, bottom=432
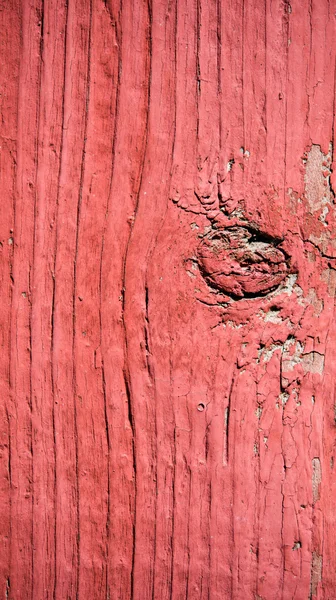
left=1, top=1, right=336, bottom=598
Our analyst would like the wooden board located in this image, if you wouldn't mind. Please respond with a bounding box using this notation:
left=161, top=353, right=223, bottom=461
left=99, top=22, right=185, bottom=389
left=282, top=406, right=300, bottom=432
left=1, top=0, right=336, bottom=598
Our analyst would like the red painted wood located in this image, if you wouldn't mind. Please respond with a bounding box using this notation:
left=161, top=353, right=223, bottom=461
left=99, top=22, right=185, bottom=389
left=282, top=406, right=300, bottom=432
left=2, top=1, right=336, bottom=598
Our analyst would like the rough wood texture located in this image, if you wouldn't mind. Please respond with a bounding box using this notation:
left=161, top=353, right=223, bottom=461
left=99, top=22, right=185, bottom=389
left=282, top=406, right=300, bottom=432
left=1, top=1, right=336, bottom=598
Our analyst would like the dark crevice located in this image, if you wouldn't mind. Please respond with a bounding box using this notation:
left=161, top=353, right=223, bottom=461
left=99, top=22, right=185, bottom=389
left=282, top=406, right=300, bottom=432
left=39, top=0, right=44, bottom=58
left=198, top=267, right=291, bottom=301
left=99, top=1, right=123, bottom=591
left=209, top=222, right=286, bottom=247
left=72, top=2, right=93, bottom=596
left=303, top=237, right=336, bottom=260
left=169, top=425, right=177, bottom=600
left=51, top=2, right=70, bottom=596
left=204, top=421, right=210, bottom=461
left=30, top=0, right=46, bottom=593
left=224, top=373, right=235, bottom=464
left=120, top=0, right=152, bottom=595
left=123, top=368, right=136, bottom=600
left=102, top=0, right=114, bottom=24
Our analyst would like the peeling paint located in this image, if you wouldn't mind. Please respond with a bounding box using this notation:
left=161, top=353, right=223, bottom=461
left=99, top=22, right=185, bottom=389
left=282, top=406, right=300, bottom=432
left=312, top=458, right=322, bottom=503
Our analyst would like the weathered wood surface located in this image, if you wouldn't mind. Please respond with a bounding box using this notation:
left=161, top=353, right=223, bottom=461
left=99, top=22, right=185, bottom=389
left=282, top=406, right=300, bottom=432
left=1, top=1, right=336, bottom=598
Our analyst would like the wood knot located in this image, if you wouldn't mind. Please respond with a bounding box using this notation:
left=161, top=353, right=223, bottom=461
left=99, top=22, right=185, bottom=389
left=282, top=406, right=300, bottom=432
left=197, top=226, right=289, bottom=299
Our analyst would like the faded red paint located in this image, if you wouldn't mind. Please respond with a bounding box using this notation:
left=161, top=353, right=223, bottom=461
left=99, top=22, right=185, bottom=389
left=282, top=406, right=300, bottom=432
left=1, top=1, right=336, bottom=599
